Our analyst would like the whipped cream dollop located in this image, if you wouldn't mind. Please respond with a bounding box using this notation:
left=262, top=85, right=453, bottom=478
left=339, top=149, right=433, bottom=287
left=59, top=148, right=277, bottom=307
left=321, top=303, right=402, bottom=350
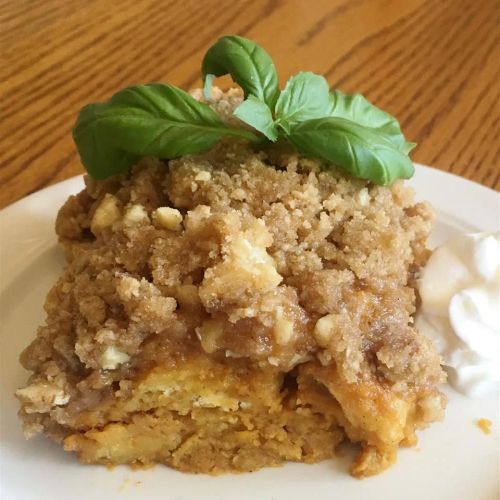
left=416, top=232, right=500, bottom=398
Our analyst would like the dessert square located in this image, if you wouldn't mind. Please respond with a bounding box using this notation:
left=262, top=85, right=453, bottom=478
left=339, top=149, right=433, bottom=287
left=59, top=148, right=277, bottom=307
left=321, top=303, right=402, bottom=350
left=17, top=90, right=446, bottom=477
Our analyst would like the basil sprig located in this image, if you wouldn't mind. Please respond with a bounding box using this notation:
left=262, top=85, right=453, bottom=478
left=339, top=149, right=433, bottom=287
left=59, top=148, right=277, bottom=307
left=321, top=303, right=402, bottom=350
left=200, top=39, right=414, bottom=184
left=73, top=35, right=415, bottom=185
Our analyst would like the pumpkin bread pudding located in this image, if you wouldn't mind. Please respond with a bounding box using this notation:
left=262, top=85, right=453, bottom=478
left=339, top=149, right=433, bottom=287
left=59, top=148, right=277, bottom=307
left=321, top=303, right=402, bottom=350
left=16, top=89, right=446, bottom=478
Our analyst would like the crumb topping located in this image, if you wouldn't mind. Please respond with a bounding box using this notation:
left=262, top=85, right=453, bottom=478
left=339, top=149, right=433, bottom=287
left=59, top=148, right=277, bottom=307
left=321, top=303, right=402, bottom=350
left=27, top=132, right=443, bottom=384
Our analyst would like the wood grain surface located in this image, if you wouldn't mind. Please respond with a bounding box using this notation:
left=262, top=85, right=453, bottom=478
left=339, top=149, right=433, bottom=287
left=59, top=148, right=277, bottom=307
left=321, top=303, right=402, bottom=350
left=1, top=0, right=499, bottom=208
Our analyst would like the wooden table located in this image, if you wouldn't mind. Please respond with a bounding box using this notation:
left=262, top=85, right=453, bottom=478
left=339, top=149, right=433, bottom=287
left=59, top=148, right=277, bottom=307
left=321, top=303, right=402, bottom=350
left=1, top=0, right=498, bottom=208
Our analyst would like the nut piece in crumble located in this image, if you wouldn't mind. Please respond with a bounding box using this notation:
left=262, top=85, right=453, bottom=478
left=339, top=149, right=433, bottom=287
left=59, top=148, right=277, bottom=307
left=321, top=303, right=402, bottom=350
left=16, top=89, right=446, bottom=477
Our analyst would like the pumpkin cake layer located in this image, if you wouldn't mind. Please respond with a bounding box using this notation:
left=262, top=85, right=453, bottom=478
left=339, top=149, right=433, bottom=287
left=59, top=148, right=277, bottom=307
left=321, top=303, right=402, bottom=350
left=16, top=89, right=446, bottom=477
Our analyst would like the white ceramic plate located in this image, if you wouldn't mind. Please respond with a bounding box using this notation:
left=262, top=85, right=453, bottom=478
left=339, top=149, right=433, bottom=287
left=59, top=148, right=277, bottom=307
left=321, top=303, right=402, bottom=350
left=1, top=165, right=499, bottom=500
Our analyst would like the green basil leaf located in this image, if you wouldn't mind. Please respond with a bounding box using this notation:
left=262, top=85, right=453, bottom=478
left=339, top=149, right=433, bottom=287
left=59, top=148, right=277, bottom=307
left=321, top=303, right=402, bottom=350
left=275, top=72, right=332, bottom=133
left=107, top=84, right=257, bottom=148
left=286, top=117, right=414, bottom=185
left=233, top=95, right=278, bottom=141
left=73, top=83, right=257, bottom=179
left=72, top=103, right=140, bottom=179
left=201, top=35, right=280, bottom=108
left=330, top=90, right=415, bottom=153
